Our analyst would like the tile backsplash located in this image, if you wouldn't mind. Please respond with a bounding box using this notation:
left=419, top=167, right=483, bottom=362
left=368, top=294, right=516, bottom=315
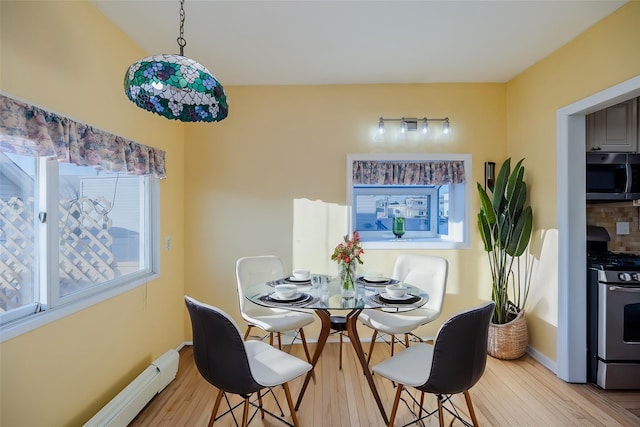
left=587, top=205, right=640, bottom=253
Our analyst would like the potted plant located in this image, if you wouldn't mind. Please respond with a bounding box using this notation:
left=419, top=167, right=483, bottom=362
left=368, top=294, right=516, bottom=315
left=477, top=158, right=533, bottom=359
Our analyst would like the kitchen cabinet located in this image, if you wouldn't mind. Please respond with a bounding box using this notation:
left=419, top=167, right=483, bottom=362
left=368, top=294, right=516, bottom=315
left=586, top=98, right=638, bottom=152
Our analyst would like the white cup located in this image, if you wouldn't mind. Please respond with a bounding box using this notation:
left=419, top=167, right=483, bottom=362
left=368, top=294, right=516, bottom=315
left=385, top=284, right=408, bottom=298
left=365, top=271, right=383, bottom=281
left=292, top=269, right=310, bottom=280
left=275, top=284, right=297, bottom=299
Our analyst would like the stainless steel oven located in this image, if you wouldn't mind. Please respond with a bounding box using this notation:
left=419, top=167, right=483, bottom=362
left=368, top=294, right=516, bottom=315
left=588, top=257, right=640, bottom=389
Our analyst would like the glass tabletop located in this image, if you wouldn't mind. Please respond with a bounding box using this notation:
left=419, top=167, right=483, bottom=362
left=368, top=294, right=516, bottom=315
left=246, top=274, right=429, bottom=311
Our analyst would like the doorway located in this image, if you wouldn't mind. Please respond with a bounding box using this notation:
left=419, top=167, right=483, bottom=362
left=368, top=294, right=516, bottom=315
left=557, top=75, right=640, bottom=382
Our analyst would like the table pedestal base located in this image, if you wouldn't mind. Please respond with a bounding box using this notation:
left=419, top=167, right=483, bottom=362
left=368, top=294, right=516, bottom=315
left=294, top=308, right=388, bottom=424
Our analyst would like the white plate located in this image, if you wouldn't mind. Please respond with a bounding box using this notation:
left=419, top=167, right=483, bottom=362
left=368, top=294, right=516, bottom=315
left=380, top=292, right=413, bottom=301
left=287, top=276, right=311, bottom=282
left=270, top=292, right=301, bottom=301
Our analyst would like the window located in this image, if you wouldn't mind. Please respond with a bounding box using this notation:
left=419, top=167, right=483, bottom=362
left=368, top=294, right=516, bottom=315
left=0, top=95, right=165, bottom=341
left=0, top=151, right=159, bottom=340
left=347, top=153, right=471, bottom=249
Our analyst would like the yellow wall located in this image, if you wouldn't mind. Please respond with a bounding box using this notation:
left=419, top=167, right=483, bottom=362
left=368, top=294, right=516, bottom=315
left=183, top=84, right=506, bottom=341
left=506, top=1, right=640, bottom=358
left=2, top=0, right=640, bottom=425
left=1, top=2, right=185, bottom=426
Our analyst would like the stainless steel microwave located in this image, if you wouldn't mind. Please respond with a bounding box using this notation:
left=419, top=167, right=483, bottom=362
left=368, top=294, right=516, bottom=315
left=586, top=152, right=640, bottom=201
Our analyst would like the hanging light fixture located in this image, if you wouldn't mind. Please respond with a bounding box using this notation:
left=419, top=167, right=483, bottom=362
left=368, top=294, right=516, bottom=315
left=123, top=0, right=228, bottom=123
left=377, top=116, right=451, bottom=136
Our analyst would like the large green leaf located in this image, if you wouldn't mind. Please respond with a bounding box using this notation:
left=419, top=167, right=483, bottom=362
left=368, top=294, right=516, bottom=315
left=477, top=212, right=493, bottom=252
left=492, top=158, right=511, bottom=214
left=505, top=159, right=525, bottom=201
left=477, top=183, right=497, bottom=225
left=508, top=180, right=527, bottom=219
left=506, top=206, right=533, bottom=256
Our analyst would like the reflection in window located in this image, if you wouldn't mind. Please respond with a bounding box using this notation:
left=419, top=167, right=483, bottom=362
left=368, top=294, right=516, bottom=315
left=347, top=154, right=471, bottom=249
left=1, top=151, right=156, bottom=327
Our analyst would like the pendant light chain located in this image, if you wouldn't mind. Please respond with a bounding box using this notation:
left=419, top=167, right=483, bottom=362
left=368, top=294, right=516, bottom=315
left=177, top=0, right=186, bottom=56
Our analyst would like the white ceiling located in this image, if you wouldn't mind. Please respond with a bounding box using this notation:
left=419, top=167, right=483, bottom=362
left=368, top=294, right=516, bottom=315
left=91, top=0, right=627, bottom=86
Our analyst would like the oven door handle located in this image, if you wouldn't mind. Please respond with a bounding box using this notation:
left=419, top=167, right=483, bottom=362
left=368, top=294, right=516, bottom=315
left=608, top=285, right=640, bottom=292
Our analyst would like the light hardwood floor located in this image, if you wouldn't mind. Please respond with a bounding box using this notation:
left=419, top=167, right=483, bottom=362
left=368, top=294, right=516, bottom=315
left=130, top=342, right=640, bottom=426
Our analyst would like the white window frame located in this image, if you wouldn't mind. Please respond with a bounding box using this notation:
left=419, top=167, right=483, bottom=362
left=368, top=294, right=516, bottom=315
left=347, top=153, right=472, bottom=250
left=0, top=157, right=160, bottom=342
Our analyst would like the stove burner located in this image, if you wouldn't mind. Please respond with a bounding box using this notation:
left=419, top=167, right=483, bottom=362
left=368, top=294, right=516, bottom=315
left=588, top=252, right=640, bottom=270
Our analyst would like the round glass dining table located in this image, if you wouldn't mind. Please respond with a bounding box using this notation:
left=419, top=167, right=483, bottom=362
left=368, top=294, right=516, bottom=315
left=246, top=275, right=429, bottom=424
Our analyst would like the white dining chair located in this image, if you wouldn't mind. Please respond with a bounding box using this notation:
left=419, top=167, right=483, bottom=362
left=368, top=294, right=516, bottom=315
left=235, top=255, right=315, bottom=362
left=359, top=254, right=448, bottom=364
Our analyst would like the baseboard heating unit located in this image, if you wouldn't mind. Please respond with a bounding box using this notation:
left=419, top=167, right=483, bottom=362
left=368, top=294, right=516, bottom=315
left=84, top=349, right=179, bottom=427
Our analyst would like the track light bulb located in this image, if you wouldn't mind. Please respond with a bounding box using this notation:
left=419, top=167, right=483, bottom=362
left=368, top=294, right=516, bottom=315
left=443, top=119, right=450, bottom=135
left=420, top=118, right=429, bottom=134
left=378, top=117, right=385, bottom=135
left=400, top=118, right=408, bottom=134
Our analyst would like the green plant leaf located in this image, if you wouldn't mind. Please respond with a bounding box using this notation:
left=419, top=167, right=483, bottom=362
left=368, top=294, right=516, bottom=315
left=492, top=158, right=511, bottom=213
left=507, top=206, right=533, bottom=256
left=477, top=212, right=493, bottom=252
left=509, top=180, right=527, bottom=219
left=476, top=182, right=496, bottom=225
left=505, top=159, right=525, bottom=201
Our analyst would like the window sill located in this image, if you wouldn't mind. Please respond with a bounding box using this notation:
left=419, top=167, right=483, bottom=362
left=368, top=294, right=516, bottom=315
left=362, top=239, right=470, bottom=250
left=0, top=272, right=159, bottom=343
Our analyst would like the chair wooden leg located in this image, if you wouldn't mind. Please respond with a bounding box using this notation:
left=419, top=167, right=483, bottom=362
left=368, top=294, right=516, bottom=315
left=243, top=325, right=253, bottom=341
left=278, top=332, right=282, bottom=349
left=208, top=389, right=224, bottom=427
left=367, top=330, right=378, bottom=365
left=283, top=383, right=299, bottom=427
left=390, top=334, right=396, bottom=356
left=418, top=391, right=425, bottom=420
left=241, top=397, right=250, bottom=427
left=437, top=395, right=444, bottom=427
left=404, top=333, right=410, bottom=348
left=339, top=332, right=343, bottom=369
left=258, top=389, right=265, bottom=419
left=463, top=390, right=479, bottom=426
left=388, top=384, right=403, bottom=426
left=299, top=328, right=312, bottom=362
left=269, top=332, right=274, bottom=346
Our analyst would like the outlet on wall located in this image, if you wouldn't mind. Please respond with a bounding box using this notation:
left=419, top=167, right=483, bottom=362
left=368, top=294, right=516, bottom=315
left=616, top=222, right=630, bottom=235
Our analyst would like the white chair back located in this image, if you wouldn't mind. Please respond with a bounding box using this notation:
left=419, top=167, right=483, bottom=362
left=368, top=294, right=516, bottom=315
left=392, top=254, right=448, bottom=315
left=235, top=256, right=284, bottom=314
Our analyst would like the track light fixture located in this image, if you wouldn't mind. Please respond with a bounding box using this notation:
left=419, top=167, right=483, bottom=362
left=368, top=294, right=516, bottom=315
left=377, top=116, right=451, bottom=136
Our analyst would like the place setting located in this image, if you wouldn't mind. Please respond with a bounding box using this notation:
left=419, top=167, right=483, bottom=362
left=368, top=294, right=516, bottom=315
left=357, top=271, right=399, bottom=287
left=368, top=284, right=423, bottom=306
left=259, top=284, right=317, bottom=307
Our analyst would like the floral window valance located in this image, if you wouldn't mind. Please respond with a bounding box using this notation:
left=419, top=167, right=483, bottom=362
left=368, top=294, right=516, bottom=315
left=352, top=160, right=466, bottom=185
left=0, top=94, right=166, bottom=178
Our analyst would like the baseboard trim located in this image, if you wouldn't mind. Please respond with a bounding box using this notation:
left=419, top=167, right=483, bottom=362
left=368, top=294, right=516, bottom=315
left=527, top=345, right=558, bottom=377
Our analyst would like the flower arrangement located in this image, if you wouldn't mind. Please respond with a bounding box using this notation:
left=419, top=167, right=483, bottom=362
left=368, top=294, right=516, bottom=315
left=331, top=231, right=364, bottom=265
left=331, top=232, right=364, bottom=293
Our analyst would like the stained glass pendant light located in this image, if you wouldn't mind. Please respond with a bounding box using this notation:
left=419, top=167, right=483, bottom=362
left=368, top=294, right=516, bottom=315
left=124, top=0, right=228, bottom=122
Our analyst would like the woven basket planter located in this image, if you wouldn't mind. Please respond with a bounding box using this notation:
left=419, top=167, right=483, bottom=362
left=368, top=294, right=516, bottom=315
left=487, top=309, right=528, bottom=360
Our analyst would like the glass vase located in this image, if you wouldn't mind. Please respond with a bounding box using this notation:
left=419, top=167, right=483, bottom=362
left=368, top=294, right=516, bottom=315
left=392, top=216, right=405, bottom=238
left=339, top=262, right=357, bottom=299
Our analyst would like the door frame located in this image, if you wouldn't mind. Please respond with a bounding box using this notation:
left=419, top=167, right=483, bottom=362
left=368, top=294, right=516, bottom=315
left=556, top=75, right=640, bottom=382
